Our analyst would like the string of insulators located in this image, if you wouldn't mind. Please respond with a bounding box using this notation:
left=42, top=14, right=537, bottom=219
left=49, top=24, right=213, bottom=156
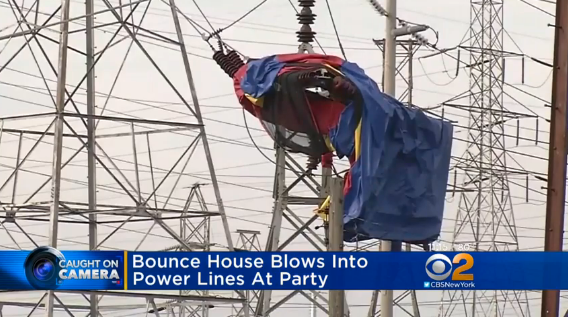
left=226, top=50, right=245, bottom=76
left=398, top=20, right=429, bottom=46
left=212, top=50, right=244, bottom=78
left=297, top=0, right=316, bottom=44
left=367, top=0, right=388, bottom=16
left=306, top=155, right=321, bottom=171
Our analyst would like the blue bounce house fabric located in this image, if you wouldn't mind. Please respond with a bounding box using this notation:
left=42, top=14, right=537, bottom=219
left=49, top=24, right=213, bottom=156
left=330, top=61, right=453, bottom=243
left=237, top=54, right=453, bottom=245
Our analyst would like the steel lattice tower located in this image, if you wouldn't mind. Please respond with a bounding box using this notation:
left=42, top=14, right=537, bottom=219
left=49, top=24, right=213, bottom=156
left=439, top=1, right=531, bottom=316
left=0, top=0, right=249, bottom=315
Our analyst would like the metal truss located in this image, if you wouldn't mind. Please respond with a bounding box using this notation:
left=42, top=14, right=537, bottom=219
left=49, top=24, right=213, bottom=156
left=252, top=140, right=423, bottom=317
left=252, top=40, right=334, bottom=317
left=0, top=0, right=248, bottom=314
left=159, top=184, right=215, bottom=317
left=236, top=229, right=262, bottom=252
left=439, top=1, right=531, bottom=316
left=373, top=38, right=422, bottom=106
left=231, top=230, right=262, bottom=317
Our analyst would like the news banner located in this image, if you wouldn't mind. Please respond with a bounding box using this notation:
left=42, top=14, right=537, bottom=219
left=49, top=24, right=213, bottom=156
left=2, top=246, right=568, bottom=290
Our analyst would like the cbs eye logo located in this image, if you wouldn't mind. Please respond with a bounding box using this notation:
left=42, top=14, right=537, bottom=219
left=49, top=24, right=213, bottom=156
left=425, top=253, right=474, bottom=281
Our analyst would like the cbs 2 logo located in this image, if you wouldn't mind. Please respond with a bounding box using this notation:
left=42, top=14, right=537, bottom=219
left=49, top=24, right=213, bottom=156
left=425, top=253, right=473, bottom=281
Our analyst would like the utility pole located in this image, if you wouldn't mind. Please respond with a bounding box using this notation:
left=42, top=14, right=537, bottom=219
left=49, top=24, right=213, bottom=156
left=369, top=1, right=428, bottom=316
left=379, top=1, right=397, bottom=316
left=328, top=177, right=345, bottom=317
left=541, top=0, right=568, bottom=316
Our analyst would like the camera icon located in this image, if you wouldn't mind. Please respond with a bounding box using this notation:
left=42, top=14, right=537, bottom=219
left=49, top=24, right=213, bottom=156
left=24, top=246, right=65, bottom=289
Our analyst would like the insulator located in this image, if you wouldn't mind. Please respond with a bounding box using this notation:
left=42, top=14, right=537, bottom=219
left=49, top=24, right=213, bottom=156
left=225, top=50, right=245, bottom=77
left=412, top=33, right=429, bottom=46
left=399, top=20, right=430, bottom=46
left=368, top=0, right=388, bottom=16
left=298, top=0, right=315, bottom=7
left=213, top=51, right=233, bottom=78
left=296, top=0, right=316, bottom=44
left=306, top=155, right=320, bottom=171
left=297, top=6, right=315, bottom=25
left=297, top=26, right=316, bottom=44
left=217, top=40, right=224, bottom=53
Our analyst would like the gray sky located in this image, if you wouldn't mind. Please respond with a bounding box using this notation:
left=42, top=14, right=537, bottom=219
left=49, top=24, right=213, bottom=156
left=0, top=0, right=561, bottom=316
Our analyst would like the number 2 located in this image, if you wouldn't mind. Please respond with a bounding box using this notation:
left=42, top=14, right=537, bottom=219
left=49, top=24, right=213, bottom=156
left=452, top=253, right=474, bottom=281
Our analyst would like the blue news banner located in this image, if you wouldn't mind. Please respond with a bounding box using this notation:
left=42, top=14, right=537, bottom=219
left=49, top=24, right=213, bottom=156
left=1, top=247, right=568, bottom=290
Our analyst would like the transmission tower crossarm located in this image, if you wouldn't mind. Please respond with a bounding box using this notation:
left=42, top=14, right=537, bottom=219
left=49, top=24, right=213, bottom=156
left=541, top=0, right=568, bottom=316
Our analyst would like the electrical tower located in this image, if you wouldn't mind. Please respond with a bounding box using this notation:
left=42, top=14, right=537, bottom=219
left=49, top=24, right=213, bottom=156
left=0, top=0, right=248, bottom=315
left=255, top=1, right=423, bottom=317
left=254, top=1, right=340, bottom=316
left=439, top=1, right=531, bottom=316
left=161, top=183, right=215, bottom=317
left=236, top=229, right=262, bottom=252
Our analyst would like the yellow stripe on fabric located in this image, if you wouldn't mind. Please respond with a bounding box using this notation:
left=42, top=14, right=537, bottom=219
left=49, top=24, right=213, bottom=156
left=245, top=94, right=264, bottom=107
left=355, top=119, right=362, bottom=160
left=323, top=63, right=344, bottom=76
left=324, top=135, right=335, bottom=152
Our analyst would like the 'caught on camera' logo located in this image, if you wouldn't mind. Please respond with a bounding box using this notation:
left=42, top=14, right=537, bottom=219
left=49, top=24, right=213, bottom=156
left=24, top=246, right=66, bottom=290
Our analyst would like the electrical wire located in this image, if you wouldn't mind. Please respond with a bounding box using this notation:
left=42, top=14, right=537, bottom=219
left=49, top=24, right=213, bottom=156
left=206, top=0, right=271, bottom=40
left=324, top=0, right=346, bottom=59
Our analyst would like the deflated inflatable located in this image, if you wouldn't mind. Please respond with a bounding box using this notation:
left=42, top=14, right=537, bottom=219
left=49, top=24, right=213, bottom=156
left=216, top=51, right=453, bottom=245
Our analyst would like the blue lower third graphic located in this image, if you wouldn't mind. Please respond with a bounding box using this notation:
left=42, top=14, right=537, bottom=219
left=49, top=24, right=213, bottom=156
left=2, top=250, right=568, bottom=290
